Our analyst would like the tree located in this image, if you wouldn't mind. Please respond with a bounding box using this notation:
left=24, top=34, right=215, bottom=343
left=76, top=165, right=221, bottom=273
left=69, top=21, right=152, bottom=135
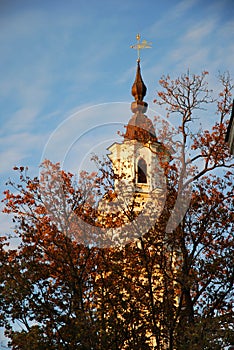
left=153, top=71, right=234, bottom=348
left=1, top=163, right=104, bottom=349
left=1, top=71, right=233, bottom=349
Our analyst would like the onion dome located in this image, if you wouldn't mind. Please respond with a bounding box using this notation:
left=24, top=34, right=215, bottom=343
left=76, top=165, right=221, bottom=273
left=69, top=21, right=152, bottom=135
left=131, top=60, right=148, bottom=113
left=124, top=61, right=157, bottom=142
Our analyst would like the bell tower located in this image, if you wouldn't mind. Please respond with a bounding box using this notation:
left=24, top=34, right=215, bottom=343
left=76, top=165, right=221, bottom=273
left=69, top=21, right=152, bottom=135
left=108, top=53, right=166, bottom=203
left=98, top=35, right=169, bottom=242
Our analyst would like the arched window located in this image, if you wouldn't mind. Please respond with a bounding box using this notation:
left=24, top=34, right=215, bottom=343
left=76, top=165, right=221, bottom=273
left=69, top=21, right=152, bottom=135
left=137, top=158, right=147, bottom=183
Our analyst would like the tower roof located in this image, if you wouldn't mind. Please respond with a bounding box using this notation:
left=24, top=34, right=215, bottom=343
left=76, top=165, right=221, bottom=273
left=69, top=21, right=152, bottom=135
left=124, top=113, right=157, bottom=142
left=124, top=60, right=157, bottom=143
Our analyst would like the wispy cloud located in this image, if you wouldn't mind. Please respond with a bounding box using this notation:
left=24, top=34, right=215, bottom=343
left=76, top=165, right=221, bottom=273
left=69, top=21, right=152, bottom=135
left=173, top=0, right=198, bottom=16
left=182, top=18, right=216, bottom=44
left=147, top=0, right=198, bottom=38
left=0, top=132, right=46, bottom=174
left=2, top=107, right=40, bottom=133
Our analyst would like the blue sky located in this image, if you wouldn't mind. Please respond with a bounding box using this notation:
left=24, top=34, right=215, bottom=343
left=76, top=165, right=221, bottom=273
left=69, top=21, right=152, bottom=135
left=0, top=0, right=233, bottom=346
left=0, top=0, right=234, bottom=229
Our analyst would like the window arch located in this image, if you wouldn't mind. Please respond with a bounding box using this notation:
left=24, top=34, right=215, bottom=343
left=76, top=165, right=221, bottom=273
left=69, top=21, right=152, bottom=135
left=137, top=158, right=147, bottom=183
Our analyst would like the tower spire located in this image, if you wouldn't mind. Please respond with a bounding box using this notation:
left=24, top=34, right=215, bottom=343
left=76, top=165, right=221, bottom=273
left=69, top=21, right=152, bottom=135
left=131, top=60, right=148, bottom=113
left=130, top=34, right=152, bottom=114
left=124, top=34, right=157, bottom=142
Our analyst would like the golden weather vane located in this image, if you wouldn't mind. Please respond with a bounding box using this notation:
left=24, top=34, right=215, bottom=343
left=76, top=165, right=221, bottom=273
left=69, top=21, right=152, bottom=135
left=130, top=33, right=152, bottom=62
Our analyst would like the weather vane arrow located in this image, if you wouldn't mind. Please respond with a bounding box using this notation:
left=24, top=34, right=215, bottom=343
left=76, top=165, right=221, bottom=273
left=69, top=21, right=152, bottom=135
left=130, top=33, right=152, bottom=62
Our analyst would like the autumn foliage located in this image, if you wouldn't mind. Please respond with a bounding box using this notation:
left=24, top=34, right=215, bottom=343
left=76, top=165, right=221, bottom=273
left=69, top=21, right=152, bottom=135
left=1, top=72, right=234, bottom=349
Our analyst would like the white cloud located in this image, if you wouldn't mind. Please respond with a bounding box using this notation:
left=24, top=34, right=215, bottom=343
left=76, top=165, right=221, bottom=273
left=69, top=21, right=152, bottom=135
left=147, top=0, right=198, bottom=37
left=2, top=107, right=40, bottom=133
left=0, top=148, right=27, bottom=174
left=172, top=0, right=199, bottom=18
left=0, top=132, right=46, bottom=174
left=182, top=18, right=216, bottom=44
